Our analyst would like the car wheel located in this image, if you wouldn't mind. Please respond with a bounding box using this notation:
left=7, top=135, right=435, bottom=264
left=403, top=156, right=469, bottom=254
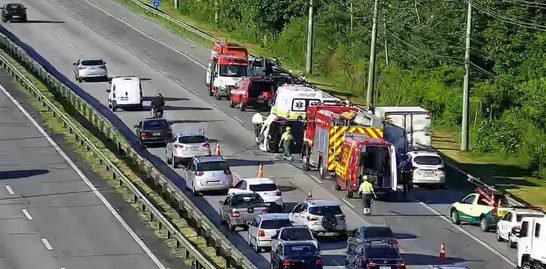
left=21, top=16, right=27, bottom=22
left=334, top=178, right=341, bottom=191
left=215, top=93, right=221, bottom=100
left=450, top=209, right=460, bottom=225
left=208, top=88, right=213, bottom=96
left=239, top=102, right=245, bottom=111
left=496, top=229, right=504, bottom=242
left=480, top=217, right=489, bottom=232
left=229, top=98, right=235, bottom=108
left=508, top=234, right=516, bottom=248
left=228, top=221, right=236, bottom=231
left=319, top=160, right=326, bottom=179
left=166, top=151, right=172, bottom=164
left=191, top=182, right=199, bottom=196
left=345, top=184, right=353, bottom=198
left=302, top=156, right=309, bottom=171
left=521, top=261, right=532, bottom=269
left=173, top=155, right=179, bottom=168
left=111, top=102, right=117, bottom=112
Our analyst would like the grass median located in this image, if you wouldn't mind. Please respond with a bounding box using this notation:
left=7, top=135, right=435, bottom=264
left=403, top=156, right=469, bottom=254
left=0, top=49, right=227, bottom=267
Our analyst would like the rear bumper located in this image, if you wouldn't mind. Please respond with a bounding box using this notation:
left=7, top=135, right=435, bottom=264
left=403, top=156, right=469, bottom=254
left=412, top=175, right=445, bottom=184
left=141, top=137, right=169, bottom=144
left=173, top=151, right=210, bottom=161
left=256, top=238, right=272, bottom=247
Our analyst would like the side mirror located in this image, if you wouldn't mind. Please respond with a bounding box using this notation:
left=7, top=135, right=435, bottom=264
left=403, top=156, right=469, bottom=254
left=218, top=200, right=224, bottom=204
left=512, top=227, right=522, bottom=238
left=246, top=221, right=252, bottom=226
left=72, top=63, right=77, bottom=66
left=106, top=89, right=111, bottom=92
left=133, top=124, right=139, bottom=129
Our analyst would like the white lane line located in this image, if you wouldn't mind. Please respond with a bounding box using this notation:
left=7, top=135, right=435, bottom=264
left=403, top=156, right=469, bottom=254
left=0, top=85, right=166, bottom=269
left=128, top=49, right=136, bottom=55
left=192, top=90, right=200, bottom=96
left=116, top=42, right=123, bottom=46
left=90, top=27, right=96, bottom=31
left=211, top=103, right=219, bottom=108
left=79, top=52, right=84, bottom=56
left=174, top=79, right=182, bottom=84
left=79, top=19, right=84, bottom=24
left=22, top=209, right=33, bottom=220
left=158, top=70, right=166, bottom=75
left=67, top=44, right=75, bottom=49
left=309, top=175, right=322, bottom=183
left=232, top=116, right=243, bottom=123
left=342, top=199, right=356, bottom=209
left=419, top=201, right=516, bottom=267
left=142, top=59, right=150, bottom=64
left=55, top=35, right=63, bottom=41
left=41, top=238, right=53, bottom=250
left=81, top=0, right=206, bottom=69
left=5, top=185, right=14, bottom=195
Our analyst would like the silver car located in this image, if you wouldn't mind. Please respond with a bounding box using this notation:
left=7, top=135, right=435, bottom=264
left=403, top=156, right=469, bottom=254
left=220, top=193, right=268, bottom=231
left=183, top=156, right=233, bottom=195
left=247, top=213, right=292, bottom=252
left=73, top=59, right=108, bottom=82
left=165, top=132, right=211, bottom=168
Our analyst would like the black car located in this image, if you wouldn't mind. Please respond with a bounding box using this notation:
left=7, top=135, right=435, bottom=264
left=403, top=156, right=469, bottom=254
left=134, top=118, right=172, bottom=146
left=346, top=242, right=405, bottom=269
left=271, top=241, right=323, bottom=269
left=347, top=226, right=399, bottom=253
left=1, top=3, right=27, bottom=22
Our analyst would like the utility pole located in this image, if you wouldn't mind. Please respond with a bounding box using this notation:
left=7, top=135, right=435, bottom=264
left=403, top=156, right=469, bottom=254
left=384, top=22, right=389, bottom=68
left=173, top=0, right=179, bottom=9
left=214, top=0, right=219, bottom=25
left=350, top=1, right=354, bottom=33
left=461, top=0, right=472, bottom=151
left=306, top=0, right=315, bottom=74
left=366, top=0, right=379, bottom=108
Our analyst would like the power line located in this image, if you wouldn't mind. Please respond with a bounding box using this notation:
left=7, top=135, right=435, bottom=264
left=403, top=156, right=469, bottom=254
left=469, top=0, right=546, bottom=31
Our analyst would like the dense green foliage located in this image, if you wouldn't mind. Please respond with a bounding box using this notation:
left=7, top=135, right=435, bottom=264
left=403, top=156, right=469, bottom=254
left=177, top=0, right=546, bottom=178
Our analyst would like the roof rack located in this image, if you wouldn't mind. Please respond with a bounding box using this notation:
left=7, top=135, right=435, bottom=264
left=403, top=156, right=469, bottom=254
left=468, top=176, right=507, bottom=206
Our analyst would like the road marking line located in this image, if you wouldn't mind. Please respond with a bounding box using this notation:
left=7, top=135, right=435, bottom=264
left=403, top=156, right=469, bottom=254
left=174, top=79, right=182, bottom=84
left=211, top=103, right=219, bottom=108
left=128, top=49, right=136, bottom=55
left=116, top=42, right=123, bottom=46
left=233, top=116, right=243, bottom=123
left=67, top=44, right=75, bottom=49
left=419, top=201, right=516, bottom=267
left=0, top=84, right=166, bottom=269
left=142, top=59, right=150, bottom=64
left=192, top=90, right=200, bottom=96
left=22, top=209, right=33, bottom=220
left=342, top=199, right=356, bottom=208
left=158, top=70, right=166, bottom=75
left=5, top=185, right=14, bottom=195
left=41, top=238, right=53, bottom=250
left=90, top=27, right=96, bottom=31
left=79, top=19, right=84, bottom=24
left=55, top=35, right=63, bottom=41
left=79, top=52, right=84, bottom=56
left=81, top=0, right=206, bottom=69
left=309, top=175, right=322, bottom=183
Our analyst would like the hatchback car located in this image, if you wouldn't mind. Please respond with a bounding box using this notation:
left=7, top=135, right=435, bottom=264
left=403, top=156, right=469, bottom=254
left=220, top=193, right=267, bottom=231
left=403, top=150, right=445, bottom=188
left=347, top=225, right=399, bottom=253
left=346, top=241, right=405, bottom=269
left=271, top=241, right=323, bottom=269
left=229, top=77, right=276, bottom=111
left=247, top=213, right=292, bottom=252
left=73, top=59, right=108, bottom=82
left=229, top=178, right=283, bottom=212
left=165, top=132, right=211, bottom=168
left=289, top=200, right=347, bottom=237
left=1, top=3, right=27, bottom=22
left=271, top=226, right=319, bottom=253
left=183, top=156, right=233, bottom=194
left=134, top=118, right=172, bottom=146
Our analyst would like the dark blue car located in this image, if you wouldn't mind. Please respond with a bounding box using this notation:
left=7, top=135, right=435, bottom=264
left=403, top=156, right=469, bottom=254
left=346, top=241, right=405, bottom=269
left=270, top=241, right=323, bottom=269
left=347, top=226, right=399, bottom=253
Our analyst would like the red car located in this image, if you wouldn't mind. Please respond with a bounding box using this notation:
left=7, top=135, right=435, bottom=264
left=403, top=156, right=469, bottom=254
left=229, top=77, right=276, bottom=111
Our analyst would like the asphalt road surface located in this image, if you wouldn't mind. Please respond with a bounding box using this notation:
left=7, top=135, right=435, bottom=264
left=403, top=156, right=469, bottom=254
left=0, top=0, right=518, bottom=268
left=0, top=79, right=165, bottom=268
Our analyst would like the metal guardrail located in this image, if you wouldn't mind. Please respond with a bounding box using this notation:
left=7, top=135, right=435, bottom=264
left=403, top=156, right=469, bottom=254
left=0, top=30, right=255, bottom=269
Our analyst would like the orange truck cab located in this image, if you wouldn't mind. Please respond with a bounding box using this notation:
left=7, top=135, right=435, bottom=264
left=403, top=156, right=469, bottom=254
left=229, top=76, right=276, bottom=111
left=335, top=135, right=398, bottom=199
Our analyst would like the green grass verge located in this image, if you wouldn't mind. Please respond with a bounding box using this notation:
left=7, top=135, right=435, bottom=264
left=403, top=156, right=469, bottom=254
left=0, top=50, right=227, bottom=267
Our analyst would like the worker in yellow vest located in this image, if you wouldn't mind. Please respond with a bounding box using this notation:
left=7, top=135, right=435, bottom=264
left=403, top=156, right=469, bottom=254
left=278, top=127, right=294, bottom=161
left=358, top=176, right=377, bottom=216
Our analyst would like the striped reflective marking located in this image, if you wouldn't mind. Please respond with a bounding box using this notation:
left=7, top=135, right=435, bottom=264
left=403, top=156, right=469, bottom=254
left=327, top=127, right=384, bottom=171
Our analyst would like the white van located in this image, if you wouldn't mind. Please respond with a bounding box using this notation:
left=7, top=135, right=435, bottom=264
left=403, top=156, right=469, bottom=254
left=107, top=76, right=143, bottom=111
left=270, top=84, right=337, bottom=120
left=517, top=217, right=546, bottom=269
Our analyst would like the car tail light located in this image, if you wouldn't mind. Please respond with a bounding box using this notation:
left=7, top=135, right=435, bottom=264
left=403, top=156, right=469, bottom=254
left=514, top=225, right=521, bottom=231
left=276, top=190, right=282, bottom=196
left=140, top=132, right=146, bottom=138
left=282, top=259, right=294, bottom=266
left=307, top=216, right=319, bottom=221
left=397, top=263, right=406, bottom=269
left=202, top=143, right=210, bottom=149
left=261, top=209, right=268, bottom=214
left=231, top=211, right=240, bottom=218
left=367, top=262, right=378, bottom=268
left=258, top=230, right=265, bottom=237
left=391, top=240, right=400, bottom=248
left=340, top=215, right=346, bottom=221
left=174, top=144, right=184, bottom=149
left=224, top=170, right=231, bottom=175
left=412, top=167, right=419, bottom=174
left=492, top=208, right=498, bottom=216
left=315, top=258, right=324, bottom=265
left=195, top=172, right=204, bottom=176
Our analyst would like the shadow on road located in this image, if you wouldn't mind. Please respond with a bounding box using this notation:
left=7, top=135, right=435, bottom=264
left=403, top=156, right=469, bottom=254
left=401, top=253, right=467, bottom=265
left=142, top=96, right=189, bottom=102
left=0, top=169, right=49, bottom=180
left=12, top=20, right=65, bottom=24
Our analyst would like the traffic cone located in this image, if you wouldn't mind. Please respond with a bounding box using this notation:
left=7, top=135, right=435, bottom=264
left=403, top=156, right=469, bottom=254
left=257, top=163, right=264, bottom=178
left=307, top=190, right=313, bottom=200
left=215, top=143, right=221, bottom=156
left=439, top=243, right=446, bottom=262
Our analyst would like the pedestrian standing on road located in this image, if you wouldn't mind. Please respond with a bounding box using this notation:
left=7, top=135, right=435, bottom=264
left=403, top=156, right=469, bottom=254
left=251, top=112, right=264, bottom=144
left=398, top=156, right=414, bottom=194
left=358, top=176, right=376, bottom=216
left=279, top=126, right=294, bottom=161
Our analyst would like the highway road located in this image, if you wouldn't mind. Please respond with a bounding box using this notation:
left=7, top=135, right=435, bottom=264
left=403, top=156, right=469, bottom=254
left=0, top=76, right=165, bottom=268
left=0, top=0, right=518, bottom=268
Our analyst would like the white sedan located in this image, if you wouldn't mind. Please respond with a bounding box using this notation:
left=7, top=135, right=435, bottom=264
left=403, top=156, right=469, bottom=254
left=496, top=208, right=543, bottom=248
left=228, top=178, right=283, bottom=212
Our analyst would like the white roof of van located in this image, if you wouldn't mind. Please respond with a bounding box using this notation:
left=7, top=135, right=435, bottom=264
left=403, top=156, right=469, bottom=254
left=277, top=84, right=316, bottom=92
left=374, top=106, right=429, bottom=117
left=112, top=76, right=140, bottom=83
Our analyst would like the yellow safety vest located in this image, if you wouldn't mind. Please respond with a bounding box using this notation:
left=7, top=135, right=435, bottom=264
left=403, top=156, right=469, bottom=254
left=281, top=131, right=293, bottom=141
left=359, top=181, right=374, bottom=194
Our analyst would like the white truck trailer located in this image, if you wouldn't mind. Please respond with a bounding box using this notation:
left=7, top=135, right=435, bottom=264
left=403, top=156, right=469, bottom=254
left=517, top=217, right=546, bottom=269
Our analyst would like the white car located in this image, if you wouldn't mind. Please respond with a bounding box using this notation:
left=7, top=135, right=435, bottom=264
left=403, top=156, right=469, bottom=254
left=404, top=150, right=445, bottom=188
left=73, top=59, right=108, bottom=82
left=246, top=213, right=292, bottom=252
left=289, top=200, right=347, bottom=237
left=183, top=156, right=233, bottom=195
left=496, top=208, right=543, bottom=248
left=228, top=178, right=283, bottom=212
left=166, top=132, right=211, bottom=168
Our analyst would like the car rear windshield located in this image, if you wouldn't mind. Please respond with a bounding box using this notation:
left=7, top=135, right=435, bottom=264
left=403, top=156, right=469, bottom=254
left=143, top=120, right=168, bottom=130
left=281, top=228, right=313, bottom=240
left=6, top=4, right=24, bottom=10
left=364, top=227, right=394, bottom=238
left=179, top=135, right=206, bottom=144
left=260, top=219, right=292, bottom=229
left=517, top=214, right=544, bottom=222
left=230, top=195, right=264, bottom=208
left=81, top=60, right=104, bottom=66
left=414, top=156, right=442, bottom=165
left=197, top=161, right=228, bottom=171
left=249, top=183, right=277, bottom=192
left=284, top=244, right=318, bottom=256
left=308, top=206, right=342, bottom=216
left=367, top=246, right=400, bottom=259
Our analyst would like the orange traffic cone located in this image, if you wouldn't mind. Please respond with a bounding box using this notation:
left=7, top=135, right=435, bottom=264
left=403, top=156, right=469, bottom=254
left=257, top=163, right=264, bottom=178
left=215, top=143, right=221, bottom=156
left=307, top=190, right=313, bottom=200
left=439, top=243, right=446, bottom=262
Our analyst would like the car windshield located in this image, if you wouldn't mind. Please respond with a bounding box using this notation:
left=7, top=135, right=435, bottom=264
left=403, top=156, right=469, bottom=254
left=143, top=120, right=168, bottom=130
left=284, top=244, right=318, bottom=256
left=261, top=219, right=292, bottom=229
left=230, top=195, right=264, bottom=208
left=5, top=4, right=24, bottom=10
left=219, top=65, right=247, bottom=77
left=414, top=156, right=442, bottom=165
left=249, top=183, right=277, bottom=192
left=364, top=227, right=394, bottom=238
left=517, top=214, right=544, bottom=222
left=281, top=228, right=313, bottom=240
left=81, top=60, right=104, bottom=66
left=197, top=161, right=228, bottom=171
left=308, top=206, right=342, bottom=216
left=367, top=246, right=400, bottom=259
left=179, top=135, right=206, bottom=144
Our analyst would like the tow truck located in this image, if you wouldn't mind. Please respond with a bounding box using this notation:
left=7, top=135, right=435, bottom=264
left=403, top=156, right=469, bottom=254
left=450, top=177, right=513, bottom=232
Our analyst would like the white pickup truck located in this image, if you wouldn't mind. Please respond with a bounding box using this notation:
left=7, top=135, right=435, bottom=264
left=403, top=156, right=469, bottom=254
left=496, top=208, right=543, bottom=248
left=517, top=217, right=546, bottom=269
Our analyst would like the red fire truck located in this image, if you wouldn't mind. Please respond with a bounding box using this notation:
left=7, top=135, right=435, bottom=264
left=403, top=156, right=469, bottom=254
left=334, top=135, right=398, bottom=199
left=301, top=105, right=384, bottom=180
